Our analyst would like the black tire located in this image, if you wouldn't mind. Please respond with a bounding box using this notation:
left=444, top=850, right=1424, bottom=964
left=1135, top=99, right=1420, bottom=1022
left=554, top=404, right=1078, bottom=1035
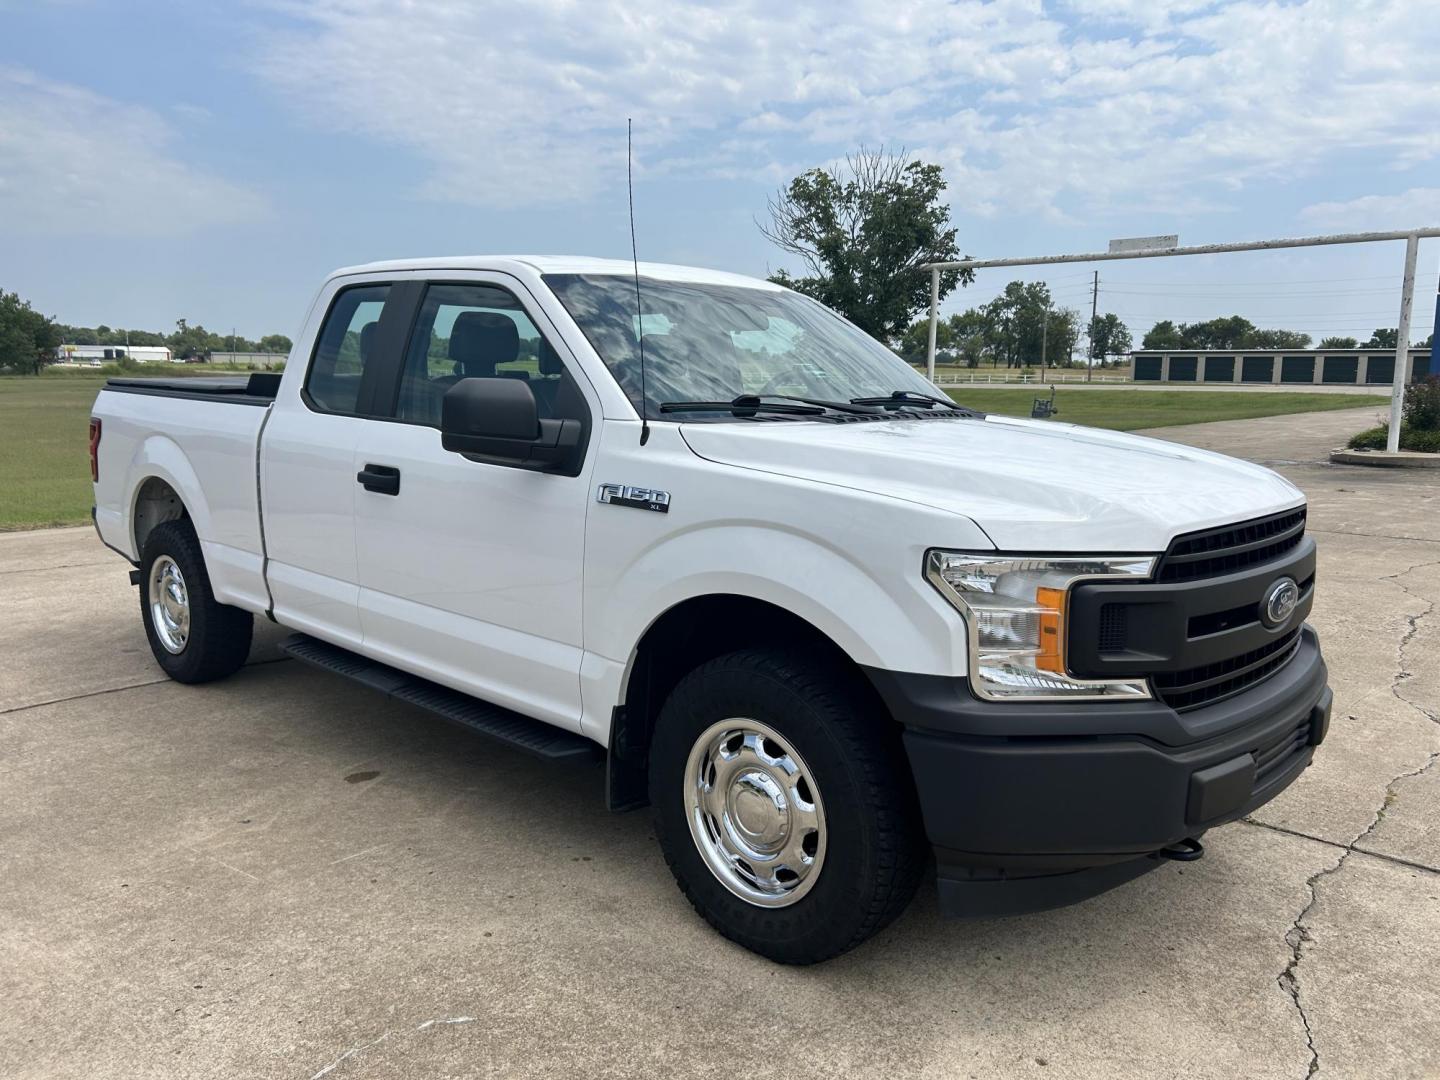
left=649, top=648, right=927, bottom=964
left=139, top=519, right=253, bottom=684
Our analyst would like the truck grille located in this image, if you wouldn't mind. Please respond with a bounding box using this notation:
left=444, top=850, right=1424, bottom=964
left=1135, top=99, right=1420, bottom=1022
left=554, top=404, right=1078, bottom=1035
left=1156, top=507, right=1307, bottom=583
left=1153, top=629, right=1302, bottom=711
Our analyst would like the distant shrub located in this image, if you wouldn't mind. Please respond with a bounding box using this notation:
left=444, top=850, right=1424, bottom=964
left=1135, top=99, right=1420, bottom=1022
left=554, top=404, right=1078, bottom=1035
left=1348, top=424, right=1440, bottom=453
left=1403, top=375, right=1440, bottom=431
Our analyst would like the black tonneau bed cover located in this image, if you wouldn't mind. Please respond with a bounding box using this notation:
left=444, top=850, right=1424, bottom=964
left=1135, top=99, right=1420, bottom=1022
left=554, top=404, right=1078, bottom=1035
left=102, top=372, right=281, bottom=406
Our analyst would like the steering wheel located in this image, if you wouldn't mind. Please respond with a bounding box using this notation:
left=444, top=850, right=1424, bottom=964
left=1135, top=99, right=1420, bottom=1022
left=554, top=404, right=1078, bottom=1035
left=756, top=365, right=821, bottom=398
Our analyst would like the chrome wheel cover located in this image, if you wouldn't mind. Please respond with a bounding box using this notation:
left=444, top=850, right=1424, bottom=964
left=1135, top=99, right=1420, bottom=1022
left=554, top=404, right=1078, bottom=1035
left=683, top=718, right=826, bottom=907
left=148, top=554, right=190, bottom=654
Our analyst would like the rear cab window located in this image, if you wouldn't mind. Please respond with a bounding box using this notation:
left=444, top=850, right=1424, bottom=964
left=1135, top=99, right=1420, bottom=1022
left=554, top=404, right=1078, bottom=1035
left=304, top=284, right=392, bottom=415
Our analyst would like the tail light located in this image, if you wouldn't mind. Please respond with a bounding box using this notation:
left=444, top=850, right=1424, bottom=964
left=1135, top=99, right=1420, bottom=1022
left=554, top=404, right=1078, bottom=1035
left=88, top=418, right=102, bottom=481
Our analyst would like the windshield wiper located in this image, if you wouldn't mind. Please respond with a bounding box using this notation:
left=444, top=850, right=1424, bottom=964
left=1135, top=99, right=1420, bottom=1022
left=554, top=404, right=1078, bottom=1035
left=849, top=390, right=981, bottom=415
left=659, top=394, right=881, bottom=417
left=659, top=395, right=825, bottom=416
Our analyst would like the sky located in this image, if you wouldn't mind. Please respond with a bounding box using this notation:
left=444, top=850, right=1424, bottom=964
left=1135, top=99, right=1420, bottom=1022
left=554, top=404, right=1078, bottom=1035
left=3, top=0, right=1440, bottom=350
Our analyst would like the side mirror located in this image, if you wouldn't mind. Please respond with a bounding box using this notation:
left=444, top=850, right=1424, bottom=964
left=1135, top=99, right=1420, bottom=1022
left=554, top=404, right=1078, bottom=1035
left=440, top=377, right=581, bottom=473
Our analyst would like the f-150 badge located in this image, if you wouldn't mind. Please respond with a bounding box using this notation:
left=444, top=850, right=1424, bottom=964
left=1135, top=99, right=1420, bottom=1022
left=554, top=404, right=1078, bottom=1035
left=597, top=483, right=671, bottom=513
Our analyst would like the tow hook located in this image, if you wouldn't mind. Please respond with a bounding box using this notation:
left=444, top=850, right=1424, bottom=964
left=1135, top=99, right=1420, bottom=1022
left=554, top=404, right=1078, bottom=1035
left=1154, top=837, right=1205, bottom=862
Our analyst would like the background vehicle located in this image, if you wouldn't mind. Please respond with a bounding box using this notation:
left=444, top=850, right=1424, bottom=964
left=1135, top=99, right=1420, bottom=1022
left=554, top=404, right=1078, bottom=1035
left=89, top=257, right=1331, bottom=963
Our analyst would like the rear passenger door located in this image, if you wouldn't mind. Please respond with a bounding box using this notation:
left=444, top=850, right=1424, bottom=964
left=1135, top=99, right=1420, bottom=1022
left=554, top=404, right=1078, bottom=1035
left=350, top=275, right=597, bottom=731
left=261, top=277, right=418, bottom=646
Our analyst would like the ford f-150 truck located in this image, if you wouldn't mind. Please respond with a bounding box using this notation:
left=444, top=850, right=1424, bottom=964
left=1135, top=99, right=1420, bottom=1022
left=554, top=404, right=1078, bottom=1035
left=90, top=256, right=1331, bottom=963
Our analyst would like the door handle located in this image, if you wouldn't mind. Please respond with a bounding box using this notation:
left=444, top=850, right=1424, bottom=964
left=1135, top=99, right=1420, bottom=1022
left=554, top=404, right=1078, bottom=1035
left=357, top=463, right=400, bottom=495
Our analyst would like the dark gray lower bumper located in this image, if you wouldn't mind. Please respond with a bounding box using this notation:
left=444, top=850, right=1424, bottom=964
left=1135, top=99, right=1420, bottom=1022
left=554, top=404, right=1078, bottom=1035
left=864, top=626, right=1330, bottom=917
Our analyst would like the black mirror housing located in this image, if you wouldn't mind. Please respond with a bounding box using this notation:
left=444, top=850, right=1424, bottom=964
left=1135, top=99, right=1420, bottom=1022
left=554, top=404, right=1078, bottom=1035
left=441, top=377, right=581, bottom=473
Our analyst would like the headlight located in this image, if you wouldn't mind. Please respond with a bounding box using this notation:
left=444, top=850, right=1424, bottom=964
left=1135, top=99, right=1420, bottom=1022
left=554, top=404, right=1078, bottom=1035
left=926, top=550, right=1156, bottom=702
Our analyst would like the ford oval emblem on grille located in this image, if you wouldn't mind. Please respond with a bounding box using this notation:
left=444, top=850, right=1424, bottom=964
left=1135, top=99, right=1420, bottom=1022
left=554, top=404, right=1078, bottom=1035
left=1261, top=577, right=1300, bottom=629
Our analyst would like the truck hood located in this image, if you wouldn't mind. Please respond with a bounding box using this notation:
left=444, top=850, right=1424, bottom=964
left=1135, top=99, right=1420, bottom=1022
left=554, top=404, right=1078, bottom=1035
left=679, top=414, right=1304, bottom=552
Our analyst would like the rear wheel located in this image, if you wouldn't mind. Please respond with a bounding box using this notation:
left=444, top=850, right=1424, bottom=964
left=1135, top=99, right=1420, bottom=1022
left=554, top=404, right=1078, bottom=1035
left=139, top=520, right=253, bottom=684
left=650, top=648, right=926, bottom=964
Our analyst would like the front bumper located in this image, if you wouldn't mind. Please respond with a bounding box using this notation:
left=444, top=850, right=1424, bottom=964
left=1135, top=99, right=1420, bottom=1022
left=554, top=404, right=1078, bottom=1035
left=864, top=625, right=1330, bottom=917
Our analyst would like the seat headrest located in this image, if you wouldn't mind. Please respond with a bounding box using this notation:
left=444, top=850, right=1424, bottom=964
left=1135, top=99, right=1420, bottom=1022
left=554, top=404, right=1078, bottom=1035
left=358, top=321, right=378, bottom=364
left=449, top=312, right=519, bottom=377
left=538, top=338, right=564, bottom=376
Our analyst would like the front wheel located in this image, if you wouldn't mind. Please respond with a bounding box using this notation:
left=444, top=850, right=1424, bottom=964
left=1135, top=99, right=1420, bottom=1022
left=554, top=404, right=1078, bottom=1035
left=139, top=520, right=253, bottom=684
left=650, top=649, right=926, bottom=964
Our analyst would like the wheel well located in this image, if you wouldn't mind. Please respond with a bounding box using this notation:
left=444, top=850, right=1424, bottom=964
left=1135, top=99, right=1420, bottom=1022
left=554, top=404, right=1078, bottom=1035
left=133, top=477, right=188, bottom=556
left=606, top=594, right=886, bottom=811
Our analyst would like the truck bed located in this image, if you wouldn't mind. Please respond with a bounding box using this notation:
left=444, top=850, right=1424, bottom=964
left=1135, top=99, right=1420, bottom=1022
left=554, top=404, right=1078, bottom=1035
left=103, top=372, right=281, bottom=406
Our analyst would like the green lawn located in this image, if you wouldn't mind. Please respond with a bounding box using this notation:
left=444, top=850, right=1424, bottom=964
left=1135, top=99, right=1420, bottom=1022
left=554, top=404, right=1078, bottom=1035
left=0, top=373, right=1388, bottom=531
left=0, top=367, right=276, bottom=531
left=945, top=388, right=1387, bottom=431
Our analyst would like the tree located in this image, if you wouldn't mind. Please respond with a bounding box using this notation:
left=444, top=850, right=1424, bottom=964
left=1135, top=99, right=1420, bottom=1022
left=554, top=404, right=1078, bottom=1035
left=1089, top=313, right=1131, bottom=362
left=1142, top=320, right=1184, bottom=350
left=982, top=281, right=1061, bottom=368
left=0, top=289, right=63, bottom=374
left=169, top=318, right=217, bottom=361
left=258, top=334, right=293, bottom=355
left=761, top=148, right=972, bottom=340
left=895, top=281, right=1080, bottom=370
left=1364, top=328, right=1398, bottom=349
left=1250, top=328, right=1311, bottom=349
left=1140, top=316, right=1310, bottom=351
left=1318, top=336, right=1359, bottom=350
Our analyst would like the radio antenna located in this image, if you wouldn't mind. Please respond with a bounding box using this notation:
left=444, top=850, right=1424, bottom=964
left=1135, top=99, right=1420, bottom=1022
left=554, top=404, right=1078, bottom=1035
left=627, top=118, right=651, bottom=446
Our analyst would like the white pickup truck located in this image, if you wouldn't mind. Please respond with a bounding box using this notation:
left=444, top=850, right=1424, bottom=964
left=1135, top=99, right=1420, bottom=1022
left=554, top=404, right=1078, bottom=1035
left=90, top=256, right=1331, bottom=963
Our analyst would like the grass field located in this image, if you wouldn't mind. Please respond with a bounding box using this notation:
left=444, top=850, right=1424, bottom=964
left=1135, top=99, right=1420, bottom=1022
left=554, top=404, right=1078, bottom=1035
left=945, top=387, right=1387, bottom=431
left=0, top=368, right=276, bottom=532
left=0, top=374, right=1387, bottom=531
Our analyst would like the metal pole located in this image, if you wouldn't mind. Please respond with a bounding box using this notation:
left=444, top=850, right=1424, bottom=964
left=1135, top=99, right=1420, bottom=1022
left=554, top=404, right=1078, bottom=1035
left=920, top=226, right=1440, bottom=272
left=1040, top=305, right=1049, bottom=380
left=1087, top=270, right=1098, bottom=383
left=926, top=267, right=940, bottom=384
left=1388, top=234, right=1419, bottom=453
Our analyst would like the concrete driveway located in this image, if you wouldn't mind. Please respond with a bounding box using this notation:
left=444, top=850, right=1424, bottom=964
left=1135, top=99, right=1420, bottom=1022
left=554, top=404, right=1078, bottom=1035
left=2, top=405, right=1436, bottom=1079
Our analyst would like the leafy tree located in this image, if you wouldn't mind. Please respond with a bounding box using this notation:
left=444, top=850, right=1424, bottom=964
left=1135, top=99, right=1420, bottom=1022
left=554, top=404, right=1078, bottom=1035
left=950, top=308, right=995, bottom=368
left=1089, top=312, right=1131, bottom=361
left=258, top=334, right=293, bottom=355
left=1250, top=328, right=1311, bottom=349
left=1142, top=319, right=1184, bottom=350
left=0, top=289, right=63, bottom=374
left=761, top=148, right=972, bottom=340
left=896, top=281, right=1080, bottom=369
left=895, top=316, right=957, bottom=364
left=1140, top=316, right=1309, bottom=351
left=1318, top=336, right=1359, bottom=349
left=170, top=318, right=218, bottom=361
left=1364, top=328, right=1398, bottom=349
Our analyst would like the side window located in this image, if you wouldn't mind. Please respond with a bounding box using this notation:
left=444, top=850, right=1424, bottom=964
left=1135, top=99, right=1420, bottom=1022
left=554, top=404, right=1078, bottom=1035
left=304, top=284, right=392, bottom=415
left=396, top=283, right=576, bottom=426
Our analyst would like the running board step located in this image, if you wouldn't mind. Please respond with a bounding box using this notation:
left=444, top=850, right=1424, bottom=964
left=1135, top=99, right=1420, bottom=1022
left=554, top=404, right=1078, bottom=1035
left=278, top=633, right=599, bottom=761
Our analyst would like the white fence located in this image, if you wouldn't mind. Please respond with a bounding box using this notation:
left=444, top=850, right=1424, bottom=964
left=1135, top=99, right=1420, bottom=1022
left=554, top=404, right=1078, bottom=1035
left=926, top=371, right=1130, bottom=386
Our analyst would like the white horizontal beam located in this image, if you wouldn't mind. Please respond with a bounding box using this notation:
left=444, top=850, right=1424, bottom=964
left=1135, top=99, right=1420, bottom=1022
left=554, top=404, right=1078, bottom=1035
left=921, top=228, right=1440, bottom=271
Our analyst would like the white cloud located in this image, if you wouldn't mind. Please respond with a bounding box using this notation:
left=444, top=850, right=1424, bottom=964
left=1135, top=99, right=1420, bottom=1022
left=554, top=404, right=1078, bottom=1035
left=1300, top=188, right=1440, bottom=229
left=249, top=0, right=1440, bottom=219
left=0, top=69, right=265, bottom=236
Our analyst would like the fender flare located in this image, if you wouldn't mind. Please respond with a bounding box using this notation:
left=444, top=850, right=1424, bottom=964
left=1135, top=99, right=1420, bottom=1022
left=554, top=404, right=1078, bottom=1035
left=123, top=435, right=215, bottom=556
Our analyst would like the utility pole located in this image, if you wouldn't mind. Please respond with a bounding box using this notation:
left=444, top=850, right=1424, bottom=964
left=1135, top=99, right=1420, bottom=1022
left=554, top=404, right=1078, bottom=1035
left=1040, top=303, right=1049, bottom=381
left=1086, top=270, right=1099, bottom=383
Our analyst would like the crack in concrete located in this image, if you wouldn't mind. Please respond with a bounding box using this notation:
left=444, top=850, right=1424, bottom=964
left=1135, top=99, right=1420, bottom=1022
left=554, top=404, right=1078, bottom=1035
left=309, top=1017, right=475, bottom=1079
left=1277, top=555, right=1440, bottom=1079
left=1243, top=817, right=1440, bottom=876
left=0, top=657, right=292, bottom=716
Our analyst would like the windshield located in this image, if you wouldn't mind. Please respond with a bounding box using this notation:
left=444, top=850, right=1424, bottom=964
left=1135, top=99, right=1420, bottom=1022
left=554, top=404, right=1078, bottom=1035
left=544, top=274, right=939, bottom=418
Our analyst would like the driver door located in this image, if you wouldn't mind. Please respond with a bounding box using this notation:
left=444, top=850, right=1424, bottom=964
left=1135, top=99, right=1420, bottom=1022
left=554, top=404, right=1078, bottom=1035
left=350, top=274, right=598, bottom=732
